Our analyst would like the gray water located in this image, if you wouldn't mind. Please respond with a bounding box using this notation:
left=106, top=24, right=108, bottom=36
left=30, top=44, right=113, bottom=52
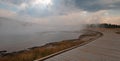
left=0, top=31, right=81, bottom=52
left=0, top=18, right=83, bottom=52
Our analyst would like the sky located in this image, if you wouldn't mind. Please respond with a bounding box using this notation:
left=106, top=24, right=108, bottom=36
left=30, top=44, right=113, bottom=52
left=0, top=0, right=120, bottom=25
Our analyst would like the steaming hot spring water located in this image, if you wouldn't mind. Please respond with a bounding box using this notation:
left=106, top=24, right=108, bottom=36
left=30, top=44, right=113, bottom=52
left=0, top=20, right=82, bottom=52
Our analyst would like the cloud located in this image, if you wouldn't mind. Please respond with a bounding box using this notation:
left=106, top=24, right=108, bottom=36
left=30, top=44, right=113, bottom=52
left=101, top=16, right=120, bottom=24
left=0, top=0, right=120, bottom=16
left=0, top=0, right=26, bottom=5
left=0, top=9, right=16, bottom=17
left=73, top=0, right=120, bottom=12
left=0, top=0, right=120, bottom=25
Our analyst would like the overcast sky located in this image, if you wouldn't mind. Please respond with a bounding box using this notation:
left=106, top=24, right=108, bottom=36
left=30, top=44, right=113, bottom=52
left=0, top=0, right=120, bottom=25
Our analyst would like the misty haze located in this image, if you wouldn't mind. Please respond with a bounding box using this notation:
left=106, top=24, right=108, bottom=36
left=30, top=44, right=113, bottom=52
left=0, top=0, right=120, bottom=61
left=0, top=17, right=83, bottom=52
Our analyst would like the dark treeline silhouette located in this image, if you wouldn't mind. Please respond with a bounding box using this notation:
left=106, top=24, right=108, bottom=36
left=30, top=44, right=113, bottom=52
left=87, top=23, right=120, bottom=28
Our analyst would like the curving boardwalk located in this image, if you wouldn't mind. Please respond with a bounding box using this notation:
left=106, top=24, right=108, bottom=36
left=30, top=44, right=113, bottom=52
left=45, top=29, right=120, bottom=61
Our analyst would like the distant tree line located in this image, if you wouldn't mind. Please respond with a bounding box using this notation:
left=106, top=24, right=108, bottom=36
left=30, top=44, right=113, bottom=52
left=87, top=23, right=120, bottom=28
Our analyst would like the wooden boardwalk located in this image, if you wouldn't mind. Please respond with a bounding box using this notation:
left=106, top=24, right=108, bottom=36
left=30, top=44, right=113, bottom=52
left=45, top=30, right=120, bottom=61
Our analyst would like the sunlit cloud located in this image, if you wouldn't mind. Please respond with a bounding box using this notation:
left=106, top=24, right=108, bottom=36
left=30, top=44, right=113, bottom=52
left=33, top=0, right=53, bottom=6
left=0, top=9, right=16, bottom=17
left=0, top=0, right=120, bottom=24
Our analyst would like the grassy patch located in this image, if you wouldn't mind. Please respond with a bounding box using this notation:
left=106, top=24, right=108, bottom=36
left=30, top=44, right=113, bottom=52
left=0, top=40, right=84, bottom=61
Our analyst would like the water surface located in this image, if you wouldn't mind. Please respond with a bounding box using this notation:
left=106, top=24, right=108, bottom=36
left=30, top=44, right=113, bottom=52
left=0, top=31, right=81, bottom=52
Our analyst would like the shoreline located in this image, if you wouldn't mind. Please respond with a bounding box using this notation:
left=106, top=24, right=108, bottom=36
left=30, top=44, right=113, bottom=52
left=0, top=30, right=103, bottom=61
left=0, top=31, right=82, bottom=53
left=35, top=30, right=103, bottom=61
